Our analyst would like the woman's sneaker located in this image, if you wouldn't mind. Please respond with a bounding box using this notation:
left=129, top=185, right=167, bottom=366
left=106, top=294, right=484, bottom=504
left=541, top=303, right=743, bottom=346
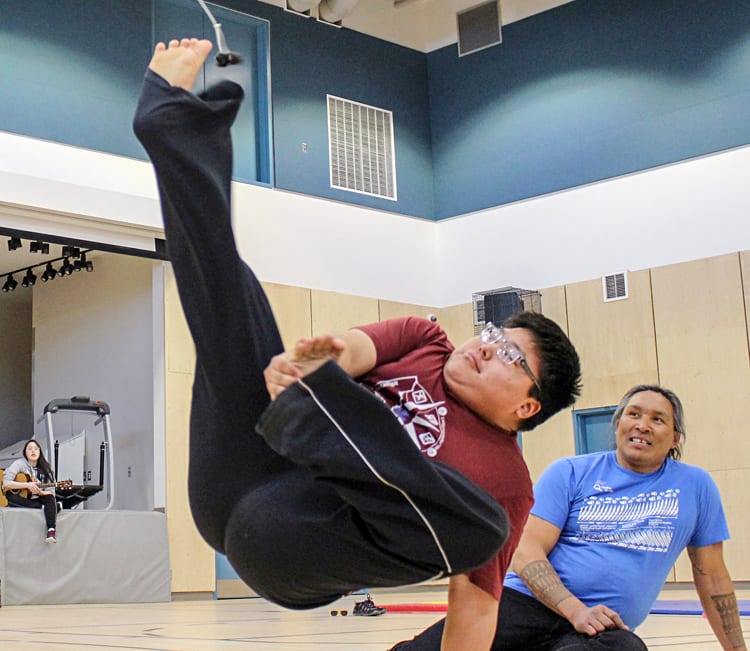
left=45, top=528, right=57, bottom=544
left=353, top=593, right=386, bottom=616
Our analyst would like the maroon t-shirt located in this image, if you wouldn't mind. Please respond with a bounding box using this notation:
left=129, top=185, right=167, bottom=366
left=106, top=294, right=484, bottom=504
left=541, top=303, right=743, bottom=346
left=356, top=317, right=533, bottom=600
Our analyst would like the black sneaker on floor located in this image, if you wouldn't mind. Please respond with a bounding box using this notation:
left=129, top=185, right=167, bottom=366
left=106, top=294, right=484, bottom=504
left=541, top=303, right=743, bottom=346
left=353, top=594, right=386, bottom=616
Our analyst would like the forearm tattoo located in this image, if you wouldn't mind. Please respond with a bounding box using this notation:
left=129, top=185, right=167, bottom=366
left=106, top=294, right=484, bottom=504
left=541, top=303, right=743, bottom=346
left=710, top=593, right=746, bottom=649
left=692, top=560, right=707, bottom=576
left=519, top=560, right=574, bottom=609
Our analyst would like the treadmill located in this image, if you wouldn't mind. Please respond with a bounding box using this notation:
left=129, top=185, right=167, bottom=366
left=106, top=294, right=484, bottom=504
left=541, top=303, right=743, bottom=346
left=39, top=396, right=115, bottom=510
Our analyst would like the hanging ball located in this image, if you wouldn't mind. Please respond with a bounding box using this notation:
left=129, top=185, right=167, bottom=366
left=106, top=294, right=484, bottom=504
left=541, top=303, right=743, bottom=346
left=216, top=52, right=243, bottom=67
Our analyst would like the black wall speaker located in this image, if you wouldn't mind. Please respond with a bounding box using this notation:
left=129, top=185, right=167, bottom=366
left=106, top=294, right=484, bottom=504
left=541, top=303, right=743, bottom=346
left=457, top=1, right=502, bottom=57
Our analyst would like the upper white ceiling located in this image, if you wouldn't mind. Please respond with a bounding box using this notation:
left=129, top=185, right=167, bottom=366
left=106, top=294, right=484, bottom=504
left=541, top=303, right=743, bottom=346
left=262, top=0, right=575, bottom=52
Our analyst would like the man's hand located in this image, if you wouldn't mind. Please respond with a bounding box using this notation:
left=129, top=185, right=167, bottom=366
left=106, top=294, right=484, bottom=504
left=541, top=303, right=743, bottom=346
left=264, top=329, right=377, bottom=400
left=568, top=603, right=629, bottom=636
left=511, top=516, right=629, bottom=637
left=264, top=351, right=302, bottom=400
left=263, top=334, right=346, bottom=399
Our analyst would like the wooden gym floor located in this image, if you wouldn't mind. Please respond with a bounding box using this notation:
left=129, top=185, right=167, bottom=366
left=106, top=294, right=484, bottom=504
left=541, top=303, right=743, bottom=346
left=1, top=586, right=748, bottom=650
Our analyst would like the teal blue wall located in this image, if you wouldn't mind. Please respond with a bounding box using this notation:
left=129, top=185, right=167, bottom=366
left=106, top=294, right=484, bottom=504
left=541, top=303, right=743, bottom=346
left=2, top=0, right=750, bottom=220
left=428, top=0, right=750, bottom=217
left=213, top=0, right=435, bottom=218
left=1, top=0, right=151, bottom=158
left=0, top=0, right=269, bottom=184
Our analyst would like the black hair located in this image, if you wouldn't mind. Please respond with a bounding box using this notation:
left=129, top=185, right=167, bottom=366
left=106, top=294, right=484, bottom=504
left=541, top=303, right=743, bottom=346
left=502, top=311, right=582, bottom=431
left=23, top=439, right=55, bottom=482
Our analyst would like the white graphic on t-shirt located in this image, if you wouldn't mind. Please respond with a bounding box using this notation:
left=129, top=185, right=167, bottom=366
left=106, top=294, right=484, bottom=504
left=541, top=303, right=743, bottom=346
left=574, top=489, right=680, bottom=553
left=371, top=376, right=446, bottom=457
left=593, top=481, right=613, bottom=493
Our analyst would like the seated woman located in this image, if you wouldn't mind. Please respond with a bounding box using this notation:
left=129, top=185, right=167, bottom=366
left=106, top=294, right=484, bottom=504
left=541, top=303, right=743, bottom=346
left=2, top=439, right=59, bottom=543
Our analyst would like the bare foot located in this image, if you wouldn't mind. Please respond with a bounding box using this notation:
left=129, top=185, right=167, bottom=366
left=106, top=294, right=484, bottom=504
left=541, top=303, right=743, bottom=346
left=292, top=335, right=346, bottom=377
left=148, top=38, right=213, bottom=91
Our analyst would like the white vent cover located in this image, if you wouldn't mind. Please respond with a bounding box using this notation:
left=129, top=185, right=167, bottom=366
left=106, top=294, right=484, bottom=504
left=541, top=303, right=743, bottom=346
left=327, top=95, right=397, bottom=201
left=602, top=272, right=628, bottom=302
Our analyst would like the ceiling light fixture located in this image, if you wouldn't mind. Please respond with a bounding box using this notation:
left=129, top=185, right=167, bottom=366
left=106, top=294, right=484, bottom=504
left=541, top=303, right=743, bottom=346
left=75, top=252, right=94, bottom=272
left=30, top=241, right=50, bottom=254
left=7, top=237, right=22, bottom=251
left=1, top=249, right=95, bottom=295
left=2, top=274, right=18, bottom=292
left=21, top=269, right=37, bottom=287
left=41, top=262, right=57, bottom=282
left=59, top=257, right=74, bottom=276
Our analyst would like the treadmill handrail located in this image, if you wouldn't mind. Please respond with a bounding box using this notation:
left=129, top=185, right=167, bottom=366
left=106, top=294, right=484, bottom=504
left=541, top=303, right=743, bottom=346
left=44, top=396, right=111, bottom=417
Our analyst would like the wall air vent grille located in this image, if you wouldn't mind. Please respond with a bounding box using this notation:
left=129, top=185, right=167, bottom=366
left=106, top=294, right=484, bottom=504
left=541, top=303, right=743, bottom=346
left=602, top=272, right=628, bottom=302
left=327, top=95, right=397, bottom=201
left=457, top=0, right=502, bottom=57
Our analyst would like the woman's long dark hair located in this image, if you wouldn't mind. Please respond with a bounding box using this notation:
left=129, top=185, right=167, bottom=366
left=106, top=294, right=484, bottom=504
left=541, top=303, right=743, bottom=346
left=23, top=439, right=56, bottom=482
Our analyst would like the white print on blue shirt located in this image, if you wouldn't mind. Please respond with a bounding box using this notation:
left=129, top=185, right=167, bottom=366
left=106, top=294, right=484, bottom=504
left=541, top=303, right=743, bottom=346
left=574, top=489, right=680, bottom=552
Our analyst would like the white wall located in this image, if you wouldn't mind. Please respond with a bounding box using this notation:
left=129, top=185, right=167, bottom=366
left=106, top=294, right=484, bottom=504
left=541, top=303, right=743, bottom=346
left=32, top=254, right=158, bottom=510
left=0, top=290, right=33, bottom=448
left=436, top=145, right=750, bottom=305
left=2, top=130, right=749, bottom=308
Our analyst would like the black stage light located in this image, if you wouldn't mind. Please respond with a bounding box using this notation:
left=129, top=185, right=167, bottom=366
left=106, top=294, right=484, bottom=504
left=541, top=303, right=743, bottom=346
left=30, top=241, right=50, bottom=254
left=2, top=274, right=18, bottom=292
left=61, top=245, right=81, bottom=258
left=77, top=252, right=94, bottom=272
left=21, top=269, right=37, bottom=287
left=7, top=237, right=22, bottom=251
left=59, top=257, right=74, bottom=276
left=41, top=262, right=57, bottom=282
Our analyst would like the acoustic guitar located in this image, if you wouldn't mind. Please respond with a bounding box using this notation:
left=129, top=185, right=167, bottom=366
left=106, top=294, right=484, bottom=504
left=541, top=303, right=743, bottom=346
left=5, top=472, right=73, bottom=499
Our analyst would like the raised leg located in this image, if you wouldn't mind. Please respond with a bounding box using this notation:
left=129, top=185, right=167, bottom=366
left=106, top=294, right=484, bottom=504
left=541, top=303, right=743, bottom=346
left=133, top=40, right=293, bottom=553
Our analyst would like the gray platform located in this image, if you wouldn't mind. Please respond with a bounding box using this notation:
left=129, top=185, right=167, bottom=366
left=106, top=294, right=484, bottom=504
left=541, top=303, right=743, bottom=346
left=0, top=508, right=171, bottom=605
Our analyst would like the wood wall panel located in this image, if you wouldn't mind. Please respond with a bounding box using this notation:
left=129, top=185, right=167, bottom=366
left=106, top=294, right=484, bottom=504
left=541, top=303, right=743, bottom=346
left=652, top=254, right=750, bottom=471
left=435, top=302, right=474, bottom=347
left=379, top=299, right=433, bottom=322
left=522, top=285, right=577, bottom=481
left=262, top=281, right=312, bottom=349
left=163, top=268, right=214, bottom=593
left=565, top=270, right=658, bottom=410
left=160, top=248, right=750, bottom=591
left=163, top=269, right=195, bottom=375
left=742, top=250, right=750, bottom=353
left=310, top=289, right=380, bottom=334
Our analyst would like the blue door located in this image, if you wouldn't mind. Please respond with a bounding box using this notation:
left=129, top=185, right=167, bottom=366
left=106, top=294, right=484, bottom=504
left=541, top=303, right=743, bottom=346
left=574, top=407, right=616, bottom=455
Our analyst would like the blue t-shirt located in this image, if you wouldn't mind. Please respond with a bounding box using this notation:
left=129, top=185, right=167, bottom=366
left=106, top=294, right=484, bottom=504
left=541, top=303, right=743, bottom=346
left=504, top=451, right=729, bottom=629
